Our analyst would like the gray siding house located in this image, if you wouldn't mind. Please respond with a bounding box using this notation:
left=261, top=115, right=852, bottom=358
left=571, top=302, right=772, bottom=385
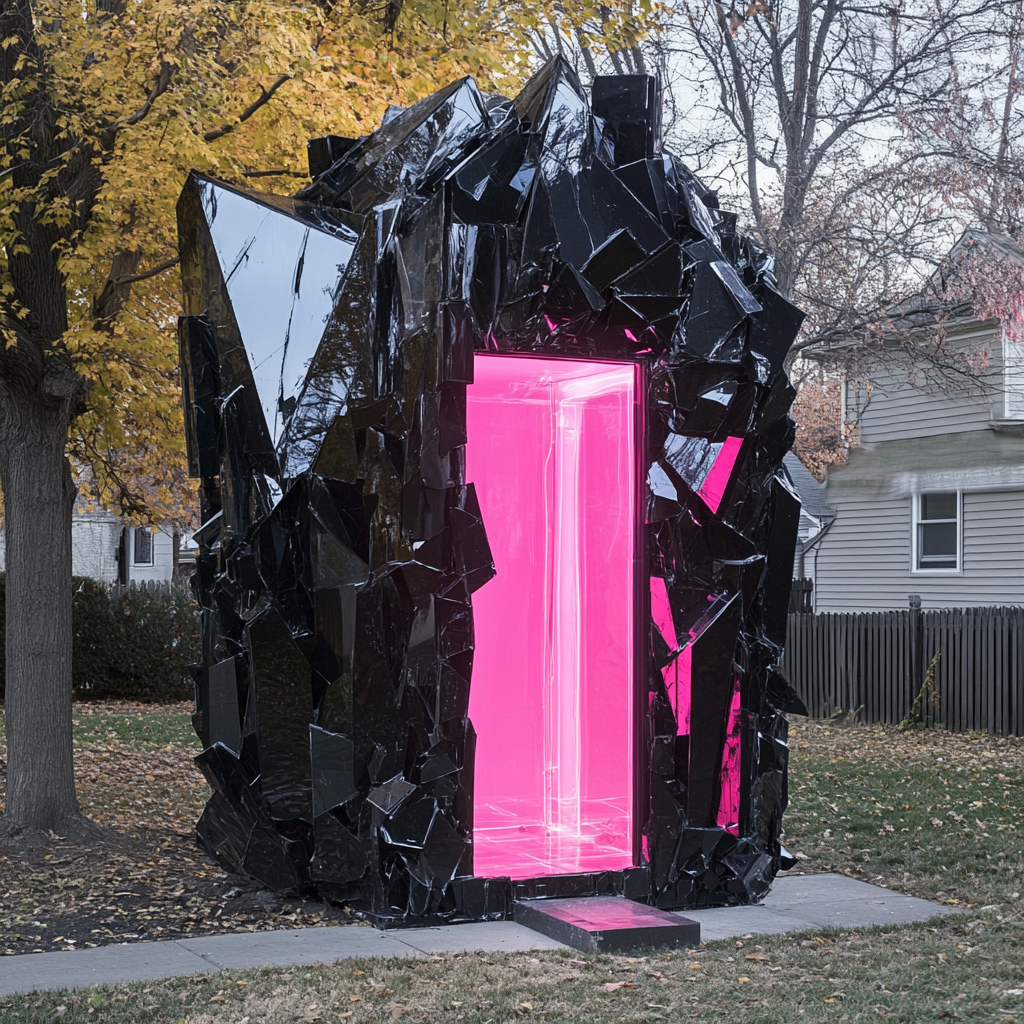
left=809, top=316, right=1024, bottom=611
left=0, top=506, right=182, bottom=585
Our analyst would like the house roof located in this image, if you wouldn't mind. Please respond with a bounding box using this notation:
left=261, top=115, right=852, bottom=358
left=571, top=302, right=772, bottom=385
left=805, top=228, right=1024, bottom=356
left=783, top=453, right=836, bottom=522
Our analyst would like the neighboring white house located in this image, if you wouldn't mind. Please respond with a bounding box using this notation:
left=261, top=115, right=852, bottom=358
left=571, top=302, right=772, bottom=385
left=806, top=291, right=1024, bottom=611
left=0, top=504, right=185, bottom=585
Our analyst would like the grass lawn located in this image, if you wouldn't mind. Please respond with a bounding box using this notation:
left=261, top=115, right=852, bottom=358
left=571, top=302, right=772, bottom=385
left=0, top=915, right=1021, bottom=1023
left=1, top=709, right=1023, bottom=1022
left=783, top=719, right=1024, bottom=909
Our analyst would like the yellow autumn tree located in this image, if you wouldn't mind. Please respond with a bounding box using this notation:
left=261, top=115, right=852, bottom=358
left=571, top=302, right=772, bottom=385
left=0, top=0, right=661, bottom=834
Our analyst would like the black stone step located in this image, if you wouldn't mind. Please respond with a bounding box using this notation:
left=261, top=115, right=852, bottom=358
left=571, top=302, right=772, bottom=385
left=513, top=896, right=700, bottom=952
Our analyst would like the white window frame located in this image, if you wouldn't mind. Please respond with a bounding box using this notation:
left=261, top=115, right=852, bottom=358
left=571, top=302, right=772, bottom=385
left=1004, top=324, right=1024, bottom=420
left=132, top=526, right=155, bottom=567
left=910, top=490, right=962, bottom=575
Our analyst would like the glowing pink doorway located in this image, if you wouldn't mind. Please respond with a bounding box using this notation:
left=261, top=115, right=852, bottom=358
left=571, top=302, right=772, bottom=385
left=466, top=354, right=639, bottom=879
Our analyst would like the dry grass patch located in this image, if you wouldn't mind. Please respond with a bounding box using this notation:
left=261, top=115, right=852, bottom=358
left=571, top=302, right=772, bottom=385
left=783, top=719, right=1024, bottom=908
left=2, top=912, right=1024, bottom=1022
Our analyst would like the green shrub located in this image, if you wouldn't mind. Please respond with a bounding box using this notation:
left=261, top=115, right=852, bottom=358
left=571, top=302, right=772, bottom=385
left=0, top=572, right=200, bottom=703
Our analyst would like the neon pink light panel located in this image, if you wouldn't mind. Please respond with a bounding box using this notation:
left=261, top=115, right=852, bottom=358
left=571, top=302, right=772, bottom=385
left=466, top=354, right=638, bottom=879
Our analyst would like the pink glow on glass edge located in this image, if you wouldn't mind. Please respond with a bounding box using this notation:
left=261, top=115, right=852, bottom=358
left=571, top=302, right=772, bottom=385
left=697, top=435, right=744, bottom=513
left=662, top=645, right=692, bottom=736
left=650, top=576, right=677, bottom=651
left=716, top=676, right=743, bottom=835
left=466, top=354, right=638, bottom=879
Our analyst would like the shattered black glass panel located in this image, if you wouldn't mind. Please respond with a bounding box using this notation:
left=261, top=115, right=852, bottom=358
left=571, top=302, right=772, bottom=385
left=177, top=57, right=805, bottom=924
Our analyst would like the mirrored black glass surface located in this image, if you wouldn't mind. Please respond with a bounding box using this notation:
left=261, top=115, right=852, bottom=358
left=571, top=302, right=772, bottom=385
left=177, top=56, right=804, bottom=924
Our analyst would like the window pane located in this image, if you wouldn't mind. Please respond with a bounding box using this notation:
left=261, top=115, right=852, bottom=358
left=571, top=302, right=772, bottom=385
left=134, top=527, right=153, bottom=565
left=921, top=492, right=957, bottom=520
left=919, top=522, right=956, bottom=568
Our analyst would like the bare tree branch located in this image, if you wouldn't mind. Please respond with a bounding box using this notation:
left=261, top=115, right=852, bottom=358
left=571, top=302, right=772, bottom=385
left=111, top=256, right=180, bottom=287
left=98, top=61, right=176, bottom=148
left=204, top=74, right=291, bottom=143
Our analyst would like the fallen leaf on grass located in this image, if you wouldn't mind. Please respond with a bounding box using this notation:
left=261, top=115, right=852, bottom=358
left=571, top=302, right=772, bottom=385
left=738, top=977, right=752, bottom=984
left=599, top=982, right=635, bottom=991
left=516, top=1001, right=534, bottom=1010
left=209, top=991, right=226, bottom=1004
left=745, top=954, right=769, bottom=962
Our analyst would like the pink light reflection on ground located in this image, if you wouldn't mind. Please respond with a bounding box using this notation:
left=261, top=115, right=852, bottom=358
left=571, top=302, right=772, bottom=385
left=466, top=354, right=637, bottom=879
left=698, top=435, right=744, bottom=512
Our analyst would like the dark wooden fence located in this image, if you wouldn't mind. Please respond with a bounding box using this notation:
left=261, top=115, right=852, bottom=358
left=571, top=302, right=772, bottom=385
left=788, top=578, right=814, bottom=614
left=780, top=605, right=1024, bottom=736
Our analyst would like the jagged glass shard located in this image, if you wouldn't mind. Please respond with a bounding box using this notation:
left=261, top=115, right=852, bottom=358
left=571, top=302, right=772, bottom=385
left=206, top=657, right=241, bottom=754
left=749, top=284, right=806, bottom=375
left=197, top=791, right=254, bottom=871
left=248, top=608, right=313, bottom=800
left=179, top=55, right=803, bottom=920
left=613, top=159, right=673, bottom=230
left=514, top=61, right=591, bottom=179
left=316, top=77, right=491, bottom=211
left=280, top=219, right=380, bottom=478
left=592, top=75, right=661, bottom=165
left=367, top=776, right=417, bottom=815
left=186, top=174, right=361, bottom=449
left=311, top=812, right=367, bottom=883
left=310, top=724, right=357, bottom=817
left=712, top=261, right=762, bottom=316
left=682, top=262, right=747, bottom=360
left=382, top=796, right=436, bottom=849
left=449, top=129, right=537, bottom=224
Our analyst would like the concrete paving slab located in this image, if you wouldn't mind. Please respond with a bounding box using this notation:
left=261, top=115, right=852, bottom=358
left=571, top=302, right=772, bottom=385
left=177, top=925, right=413, bottom=970
left=679, top=904, right=822, bottom=942
left=765, top=873, right=906, bottom=904
left=394, top=921, right=567, bottom=955
left=0, top=874, right=964, bottom=995
left=0, top=924, right=568, bottom=995
left=680, top=874, right=961, bottom=942
left=0, top=940, right=210, bottom=996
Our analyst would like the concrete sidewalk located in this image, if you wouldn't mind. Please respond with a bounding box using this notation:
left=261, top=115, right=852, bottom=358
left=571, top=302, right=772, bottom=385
left=0, top=874, right=961, bottom=996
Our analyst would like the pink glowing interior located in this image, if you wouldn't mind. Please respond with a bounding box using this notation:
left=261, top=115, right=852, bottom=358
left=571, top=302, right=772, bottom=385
left=466, top=354, right=638, bottom=879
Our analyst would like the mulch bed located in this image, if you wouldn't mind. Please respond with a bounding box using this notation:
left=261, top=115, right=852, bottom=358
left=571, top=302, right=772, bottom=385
left=0, top=703, right=360, bottom=956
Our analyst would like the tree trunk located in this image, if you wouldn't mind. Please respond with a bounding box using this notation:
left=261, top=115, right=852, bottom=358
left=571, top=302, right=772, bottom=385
left=0, top=386, right=82, bottom=833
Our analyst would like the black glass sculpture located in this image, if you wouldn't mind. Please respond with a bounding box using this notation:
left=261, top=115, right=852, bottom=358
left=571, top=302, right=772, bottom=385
left=177, top=58, right=805, bottom=925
